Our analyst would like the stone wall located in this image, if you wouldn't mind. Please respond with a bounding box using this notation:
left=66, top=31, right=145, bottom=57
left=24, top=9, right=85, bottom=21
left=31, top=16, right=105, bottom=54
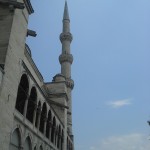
left=0, top=1, right=29, bottom=149
left=0, top=5, right=14, bottom=65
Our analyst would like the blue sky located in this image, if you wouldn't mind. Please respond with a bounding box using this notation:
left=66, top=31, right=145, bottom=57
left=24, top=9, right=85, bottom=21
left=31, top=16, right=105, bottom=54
left=27, top=0, right=150, bottom=150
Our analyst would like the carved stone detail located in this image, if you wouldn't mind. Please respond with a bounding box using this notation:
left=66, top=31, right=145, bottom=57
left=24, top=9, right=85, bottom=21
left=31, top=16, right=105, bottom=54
left=66, top=78, right=74, bottom=89
left=60, top=32, right=73, bottom=42
left=59, top=54, right=73, bottom=64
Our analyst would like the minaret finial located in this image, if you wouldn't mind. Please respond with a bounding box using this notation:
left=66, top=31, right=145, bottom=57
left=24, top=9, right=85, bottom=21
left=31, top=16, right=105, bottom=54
left=63, top=0, right=70, bottom=20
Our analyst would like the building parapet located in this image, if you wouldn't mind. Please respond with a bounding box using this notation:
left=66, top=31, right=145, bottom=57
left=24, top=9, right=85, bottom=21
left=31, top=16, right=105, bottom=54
left=24, top=44, right=43, bottom=82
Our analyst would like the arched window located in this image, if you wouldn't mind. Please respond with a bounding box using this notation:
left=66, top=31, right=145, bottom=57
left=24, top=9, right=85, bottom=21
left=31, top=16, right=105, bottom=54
left=39, top=145, right=43, bottom=150
left=26, top=87, right=37, bottom=123
left=61, top=130, right=64, bottom=150
left=34, top=146, right=37, bottom=150
left=35, top=101, right=41, bottom=128
left=15, top=74, right=29, bottom=114
left=39, top=102, right=47, bottom=133
left=10, top=128, right=21, bottom=150
left=67, top=137, right=69, bottom=150
left=46, top=110, right=51, bottom=139
left=51, top=117, right=56, bottom=143
left=57, top=125, right=61, bottom=148
left=24, top=136, right=32, bottom=150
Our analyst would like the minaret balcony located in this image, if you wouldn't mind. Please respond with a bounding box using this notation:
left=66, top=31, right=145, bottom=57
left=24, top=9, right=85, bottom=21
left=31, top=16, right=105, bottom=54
left=60, top=32, right=73, bottom=43
left=59, top=54, right=73, bottom=64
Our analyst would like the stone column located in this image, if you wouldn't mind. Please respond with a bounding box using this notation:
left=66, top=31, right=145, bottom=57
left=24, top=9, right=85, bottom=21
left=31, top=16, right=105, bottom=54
left=33, top=103, right=37, bottom=127
left=49, top=121, right=52, bottom=141
left=37, top=108, right=41, bottom=130
left=53, top=127, right=56, bottom=144
left=43, top=116, right=47, bottom=136
left=58, top=134, right=61, bottom=150
left=55, top=129, right=58, bottom=146
left=61, top=136, right=64, bottom=150
left=57, top=132, right=60, bottom=148
left=23, top=96, right=29, bottom=117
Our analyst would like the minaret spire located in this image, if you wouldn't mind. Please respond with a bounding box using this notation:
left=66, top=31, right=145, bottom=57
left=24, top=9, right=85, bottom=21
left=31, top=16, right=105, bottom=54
left=59, top=1, right=74, bottom=136
left=63, top=1, right=70, bottom=20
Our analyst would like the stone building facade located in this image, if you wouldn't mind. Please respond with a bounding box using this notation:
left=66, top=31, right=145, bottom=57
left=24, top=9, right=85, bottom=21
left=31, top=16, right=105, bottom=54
left=0, top=1, right=74, bottom=150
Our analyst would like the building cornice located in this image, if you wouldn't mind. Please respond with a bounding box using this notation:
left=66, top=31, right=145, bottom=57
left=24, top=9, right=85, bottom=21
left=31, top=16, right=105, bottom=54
left=48, top=99, right=69, bottom=109
left=23, top=0, right=34, bottom=14
left=0, top=0, right=24, bottom=9
left=48, top=92, right=69, bottom=101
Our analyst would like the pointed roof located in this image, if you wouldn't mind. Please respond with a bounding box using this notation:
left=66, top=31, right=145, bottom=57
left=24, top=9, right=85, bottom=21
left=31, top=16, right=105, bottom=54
left=63, top=1, right=70, bottom=20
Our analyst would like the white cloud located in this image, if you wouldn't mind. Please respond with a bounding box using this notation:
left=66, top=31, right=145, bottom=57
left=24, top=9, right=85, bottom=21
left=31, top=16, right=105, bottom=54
left=90, top=146, right=96, bottom=150
left=90, top=133, right=150, bottom=150
left=107, top=98, right=132, bottom=108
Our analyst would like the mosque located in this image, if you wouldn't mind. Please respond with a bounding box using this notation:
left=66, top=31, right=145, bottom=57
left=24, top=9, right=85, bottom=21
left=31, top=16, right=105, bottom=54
left=0, top=0, right=74, bottom=150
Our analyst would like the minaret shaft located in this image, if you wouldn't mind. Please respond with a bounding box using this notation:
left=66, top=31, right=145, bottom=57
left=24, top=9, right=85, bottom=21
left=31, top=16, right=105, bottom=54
left=63, top=20, right=70, bottom=33
left=61, top=63, right=71, bottom=78
left=59, top=1, right=74, bottom=136
left=62, top=41, right=71, bottom=54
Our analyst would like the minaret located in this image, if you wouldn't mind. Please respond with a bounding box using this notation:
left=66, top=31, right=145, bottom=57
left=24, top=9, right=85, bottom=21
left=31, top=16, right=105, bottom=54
left=59, top=1, right=74, bottom=136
